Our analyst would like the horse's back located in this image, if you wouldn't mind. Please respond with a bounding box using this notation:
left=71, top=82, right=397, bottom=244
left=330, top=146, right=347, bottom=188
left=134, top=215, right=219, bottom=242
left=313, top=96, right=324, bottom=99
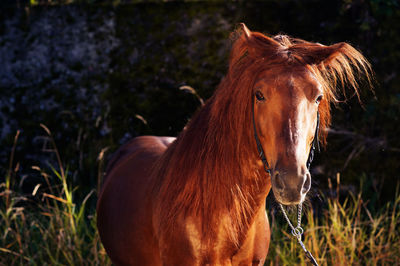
left=97, top=135, right=175, bottom=265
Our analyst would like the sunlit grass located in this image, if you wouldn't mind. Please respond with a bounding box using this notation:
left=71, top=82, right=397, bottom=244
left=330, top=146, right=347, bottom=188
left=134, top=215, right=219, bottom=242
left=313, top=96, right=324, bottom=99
left=267, top=176, right=400, bottom=266
left=0, top=128, right=110, bottom=265
left=1, top=127, right=399, bottom=265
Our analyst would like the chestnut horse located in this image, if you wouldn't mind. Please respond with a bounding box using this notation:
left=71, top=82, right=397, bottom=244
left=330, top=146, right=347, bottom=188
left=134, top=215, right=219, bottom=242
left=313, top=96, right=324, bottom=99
left=97, top=24, right=371, bottom=265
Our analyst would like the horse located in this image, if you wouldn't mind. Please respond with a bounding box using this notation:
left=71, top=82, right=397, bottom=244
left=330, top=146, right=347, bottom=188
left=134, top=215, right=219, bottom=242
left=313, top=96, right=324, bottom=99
left=97, top=23, right=372, bottom=265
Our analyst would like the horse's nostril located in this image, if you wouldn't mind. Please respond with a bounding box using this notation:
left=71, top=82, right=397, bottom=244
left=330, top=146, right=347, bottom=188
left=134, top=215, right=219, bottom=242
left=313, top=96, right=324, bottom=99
left=302, top=173, right=311, bottom=194
left=273, top=171, right=285, bottom=191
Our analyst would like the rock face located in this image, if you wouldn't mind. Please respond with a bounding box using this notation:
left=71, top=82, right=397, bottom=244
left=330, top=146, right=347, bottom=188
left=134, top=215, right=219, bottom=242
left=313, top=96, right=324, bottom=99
left=0, top=7, right=118, bottom=139
left=0, top=4, right=232, bottom=188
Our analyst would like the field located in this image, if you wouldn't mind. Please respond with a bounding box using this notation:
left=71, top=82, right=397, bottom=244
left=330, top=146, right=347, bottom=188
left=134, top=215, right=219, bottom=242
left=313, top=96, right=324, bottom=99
left=1, top=129, right=399, bottom=266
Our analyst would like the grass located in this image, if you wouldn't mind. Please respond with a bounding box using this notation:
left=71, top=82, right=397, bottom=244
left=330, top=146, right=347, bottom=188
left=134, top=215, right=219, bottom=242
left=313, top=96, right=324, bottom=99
left=266, top=175, right=400, bottom=265
left=0, top=127, right=110, bottom=265
left=0, top=128, right=399, bottom=265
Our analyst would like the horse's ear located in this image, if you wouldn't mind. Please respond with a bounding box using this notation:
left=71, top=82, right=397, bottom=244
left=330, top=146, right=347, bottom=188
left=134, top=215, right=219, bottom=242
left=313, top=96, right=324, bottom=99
left=239, top=23, right=252, bottom=40
left=289, top=43, right=341, bottom=65
left=292, top=41, right=372, bottom=102
left=313, top=43, right=347, bottom=65
left=291, top=42, right=368, bottom=68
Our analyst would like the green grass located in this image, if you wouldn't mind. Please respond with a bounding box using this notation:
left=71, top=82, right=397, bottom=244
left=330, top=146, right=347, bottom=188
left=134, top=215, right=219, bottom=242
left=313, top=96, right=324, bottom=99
left=1, top=128, right=399, bottom=265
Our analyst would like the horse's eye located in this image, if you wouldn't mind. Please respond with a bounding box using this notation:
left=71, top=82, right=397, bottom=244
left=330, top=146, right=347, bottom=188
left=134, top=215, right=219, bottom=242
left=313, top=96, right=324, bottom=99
left=315, top=95, right=323, bottom=104
left=255, top=91, right=265, bottom=101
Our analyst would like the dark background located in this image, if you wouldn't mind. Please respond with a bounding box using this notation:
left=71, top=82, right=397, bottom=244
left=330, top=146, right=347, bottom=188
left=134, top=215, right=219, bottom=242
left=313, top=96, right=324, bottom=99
left=0, top=0, right=399, bottom=210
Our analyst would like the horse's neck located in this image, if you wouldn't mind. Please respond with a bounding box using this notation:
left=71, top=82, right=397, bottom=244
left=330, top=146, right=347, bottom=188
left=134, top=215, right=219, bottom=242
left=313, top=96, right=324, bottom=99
left=175, top=101, right=266, bottom=195
left=153, top=98, right=271, bottom=247
left=160, top=102, right=270, bottom=236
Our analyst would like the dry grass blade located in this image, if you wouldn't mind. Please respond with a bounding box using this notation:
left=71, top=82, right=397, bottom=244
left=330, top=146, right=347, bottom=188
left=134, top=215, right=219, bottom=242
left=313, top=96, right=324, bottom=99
left=32, top=184, right=41, bottom=196
left=135, top=114, right=148, bottom=125
left=97, top=147, right=109, bottom=162
left=39, top=123, right=52, bottom=136
left=179, top=85, right=205, bottom=106
left=97, top=147, right=109, bottom=195
left=0, top=247, right=30, bottom=261
left=42, top=192, right=70, bottom=204
left=5, top=130, right=20, bottom=210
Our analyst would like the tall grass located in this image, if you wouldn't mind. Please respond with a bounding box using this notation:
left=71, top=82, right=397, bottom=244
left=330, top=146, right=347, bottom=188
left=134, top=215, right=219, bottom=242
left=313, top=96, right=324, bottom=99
left=266, top=175, right=400, bottom=265
left=0, top=127, right=110, bottom=265
left=1, top=127, right=399, bottom=265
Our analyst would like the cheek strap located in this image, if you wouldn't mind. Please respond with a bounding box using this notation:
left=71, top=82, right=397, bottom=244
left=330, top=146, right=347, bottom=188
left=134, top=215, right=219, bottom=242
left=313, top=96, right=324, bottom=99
left=306, top=111, right=320, bottom=170
left=252, top=102, right=271, bottom=174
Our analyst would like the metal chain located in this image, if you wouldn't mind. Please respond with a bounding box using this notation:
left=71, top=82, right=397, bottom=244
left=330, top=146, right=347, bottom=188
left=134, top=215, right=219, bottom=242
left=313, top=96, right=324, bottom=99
left=279, top=203, right=319, bottom=266
left=279, top=203, right=302, bottom=236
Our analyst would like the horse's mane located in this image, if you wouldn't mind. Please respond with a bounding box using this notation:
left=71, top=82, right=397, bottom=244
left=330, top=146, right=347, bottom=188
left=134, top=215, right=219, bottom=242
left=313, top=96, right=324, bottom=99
left=151, top=27, right=372, bottom=247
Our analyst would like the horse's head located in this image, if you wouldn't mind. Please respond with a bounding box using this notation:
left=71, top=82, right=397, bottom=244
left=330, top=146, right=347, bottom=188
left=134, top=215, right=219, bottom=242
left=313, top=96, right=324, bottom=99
left=254, top=67, right=322, bottom=205
left=237, top=24, right=372, bottom=205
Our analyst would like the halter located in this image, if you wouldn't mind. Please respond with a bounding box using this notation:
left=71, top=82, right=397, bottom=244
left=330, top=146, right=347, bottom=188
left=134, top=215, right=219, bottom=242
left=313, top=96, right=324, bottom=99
left=253, top=101, right=320, bottom=266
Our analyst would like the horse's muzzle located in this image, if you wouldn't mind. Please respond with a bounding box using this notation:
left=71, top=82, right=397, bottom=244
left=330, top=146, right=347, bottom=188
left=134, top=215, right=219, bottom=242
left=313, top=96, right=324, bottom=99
left=271, top=168, right=311, bottom=205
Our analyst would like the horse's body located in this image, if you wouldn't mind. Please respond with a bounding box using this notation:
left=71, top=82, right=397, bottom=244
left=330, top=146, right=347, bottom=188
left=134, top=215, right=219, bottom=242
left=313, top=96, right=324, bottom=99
left=97, top=24, right=371, bottom=265
left=98, top=135, right=270, bottom=265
